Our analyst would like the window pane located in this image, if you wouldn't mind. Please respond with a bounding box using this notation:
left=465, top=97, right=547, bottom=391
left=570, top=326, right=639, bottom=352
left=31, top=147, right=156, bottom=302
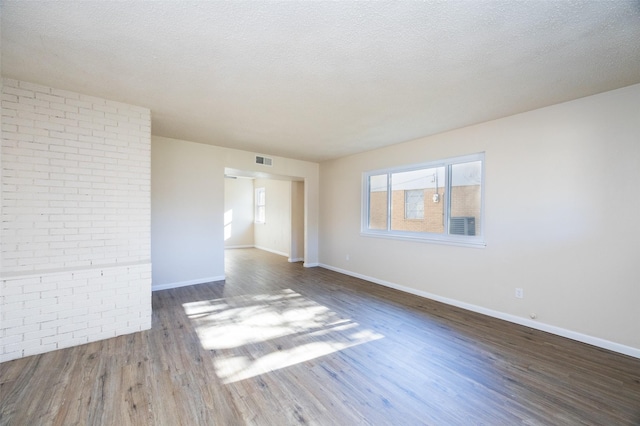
left=391, top=167, right=445, bottom=233
left=450, top=161, right=482, bottom=236
left=405, top=190, right=424, bottom=219
left=368, top=174, right=388, bottom=230
left=255, top=188, right=266, bottom=223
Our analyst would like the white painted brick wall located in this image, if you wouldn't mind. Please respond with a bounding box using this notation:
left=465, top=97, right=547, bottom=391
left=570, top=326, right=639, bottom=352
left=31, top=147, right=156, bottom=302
left=1, top=79, right=152, bottom=362
left=1, top=79, right=151, bottom=273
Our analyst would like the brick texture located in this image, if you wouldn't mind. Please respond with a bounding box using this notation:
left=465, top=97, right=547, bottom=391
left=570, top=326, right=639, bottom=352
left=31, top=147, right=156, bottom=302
left=1, top=79, right=151, bottom=362
left=370, top=186, right=481, bottom=234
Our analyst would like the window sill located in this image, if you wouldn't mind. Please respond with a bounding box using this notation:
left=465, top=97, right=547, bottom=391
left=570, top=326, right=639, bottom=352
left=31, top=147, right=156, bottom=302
left=360, top=230, right=486, bottom=248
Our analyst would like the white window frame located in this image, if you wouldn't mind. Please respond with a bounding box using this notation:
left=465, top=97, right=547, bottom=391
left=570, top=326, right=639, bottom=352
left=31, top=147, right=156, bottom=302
left=361, top=153, right=485, bottom=247
left=255, top=187, right=266, bottom=224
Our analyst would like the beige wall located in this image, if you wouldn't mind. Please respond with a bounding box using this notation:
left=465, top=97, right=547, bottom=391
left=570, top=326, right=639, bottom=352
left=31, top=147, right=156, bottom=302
left=290, top=181, right=305, bottom=262
left=254, top=178, right=291, bottom=257
left=151, top=136, right=319, bottom=289
left=151, top=137, right=225, bottom=290
left=319, top=83, right=640, bottom=355
left=254, top=179, right=304, bottom=262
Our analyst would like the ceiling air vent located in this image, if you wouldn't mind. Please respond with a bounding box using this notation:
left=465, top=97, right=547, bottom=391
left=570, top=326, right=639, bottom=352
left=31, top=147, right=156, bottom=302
left=255, top=155, right=273, bottom=166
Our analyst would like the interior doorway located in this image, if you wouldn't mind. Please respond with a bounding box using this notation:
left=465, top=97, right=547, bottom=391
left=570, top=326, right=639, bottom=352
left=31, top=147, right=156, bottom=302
left=223, top=168, right=305, bottom=268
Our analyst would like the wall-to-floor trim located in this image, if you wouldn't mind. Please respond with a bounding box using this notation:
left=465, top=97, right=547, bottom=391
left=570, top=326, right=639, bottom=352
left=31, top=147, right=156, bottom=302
left=254, top=246, right=289, bottom=258
left=303, top=262, right=320, bottom=268
left=319, top=263, right=640, bottom=359
left=152, top=276, right=225, bottom=292
left=288, top=257, right=304, bottom=263
left=224, top=245, right=255, bottom=249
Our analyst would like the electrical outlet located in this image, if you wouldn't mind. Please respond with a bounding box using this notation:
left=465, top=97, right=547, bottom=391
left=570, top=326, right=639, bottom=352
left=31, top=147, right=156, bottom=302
left=515, top=288, right=524, bottom=299
left=346, top=254, right=350, bottom=261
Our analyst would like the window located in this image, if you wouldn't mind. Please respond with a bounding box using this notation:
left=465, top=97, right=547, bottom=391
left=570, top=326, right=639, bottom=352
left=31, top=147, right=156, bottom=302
left=405, top=190, right=424, bottom=219
left=255, top=187, right=266, bottom=224
left=362, top=153, right=484, bottom=247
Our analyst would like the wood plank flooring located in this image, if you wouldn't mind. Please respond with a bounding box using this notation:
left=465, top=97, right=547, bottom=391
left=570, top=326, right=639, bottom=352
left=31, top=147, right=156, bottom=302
left=2, top=248, right=640, bottom=425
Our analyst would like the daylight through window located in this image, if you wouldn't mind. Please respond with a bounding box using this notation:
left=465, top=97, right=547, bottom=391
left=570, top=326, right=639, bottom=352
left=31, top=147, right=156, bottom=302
left=255, top=187, right=266, bottom=224
left=362, top=153, right=484, bottom=246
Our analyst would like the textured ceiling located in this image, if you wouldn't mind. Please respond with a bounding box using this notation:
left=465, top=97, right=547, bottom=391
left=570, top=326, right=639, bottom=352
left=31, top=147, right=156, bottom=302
left=2, top=1, right=640, bottom=162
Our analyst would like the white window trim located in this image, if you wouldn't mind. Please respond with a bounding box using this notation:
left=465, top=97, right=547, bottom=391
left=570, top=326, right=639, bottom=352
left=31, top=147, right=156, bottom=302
left=361, top=153, right=486, bottom=248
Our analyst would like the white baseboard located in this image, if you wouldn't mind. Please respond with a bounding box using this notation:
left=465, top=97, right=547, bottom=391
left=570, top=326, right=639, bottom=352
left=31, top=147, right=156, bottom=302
left=152, top=275, right=225, bottom=292
left=254, top=246, right=289, bottom=258
left=303, top=262, right=320, bottom=268
left=225, top=246, right=305, bottom=264
left=319, top=263, right=640, bottom=359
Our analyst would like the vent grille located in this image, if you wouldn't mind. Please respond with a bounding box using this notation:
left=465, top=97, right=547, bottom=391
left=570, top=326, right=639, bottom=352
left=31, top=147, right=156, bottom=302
left=255, top=156, right=273, bottom=166
left=450, top=217, right=476, bottom=236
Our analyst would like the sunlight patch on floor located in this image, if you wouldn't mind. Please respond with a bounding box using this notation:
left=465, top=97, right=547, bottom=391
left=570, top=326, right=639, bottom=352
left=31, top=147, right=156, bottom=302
left=183, top=289, right=384, bottom=383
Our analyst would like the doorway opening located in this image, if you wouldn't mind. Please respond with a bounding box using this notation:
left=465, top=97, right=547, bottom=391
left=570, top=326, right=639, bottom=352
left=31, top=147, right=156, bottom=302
left=223, top=168, right=305, bottom=272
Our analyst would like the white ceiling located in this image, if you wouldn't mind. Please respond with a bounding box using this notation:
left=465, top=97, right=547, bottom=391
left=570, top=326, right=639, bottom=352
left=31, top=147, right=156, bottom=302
left=2, top=1, right=640, bottom=162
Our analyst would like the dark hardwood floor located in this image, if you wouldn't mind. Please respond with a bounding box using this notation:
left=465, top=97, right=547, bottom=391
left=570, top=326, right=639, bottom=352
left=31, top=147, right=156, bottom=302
left=1, top=248, right=639, bottom=425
